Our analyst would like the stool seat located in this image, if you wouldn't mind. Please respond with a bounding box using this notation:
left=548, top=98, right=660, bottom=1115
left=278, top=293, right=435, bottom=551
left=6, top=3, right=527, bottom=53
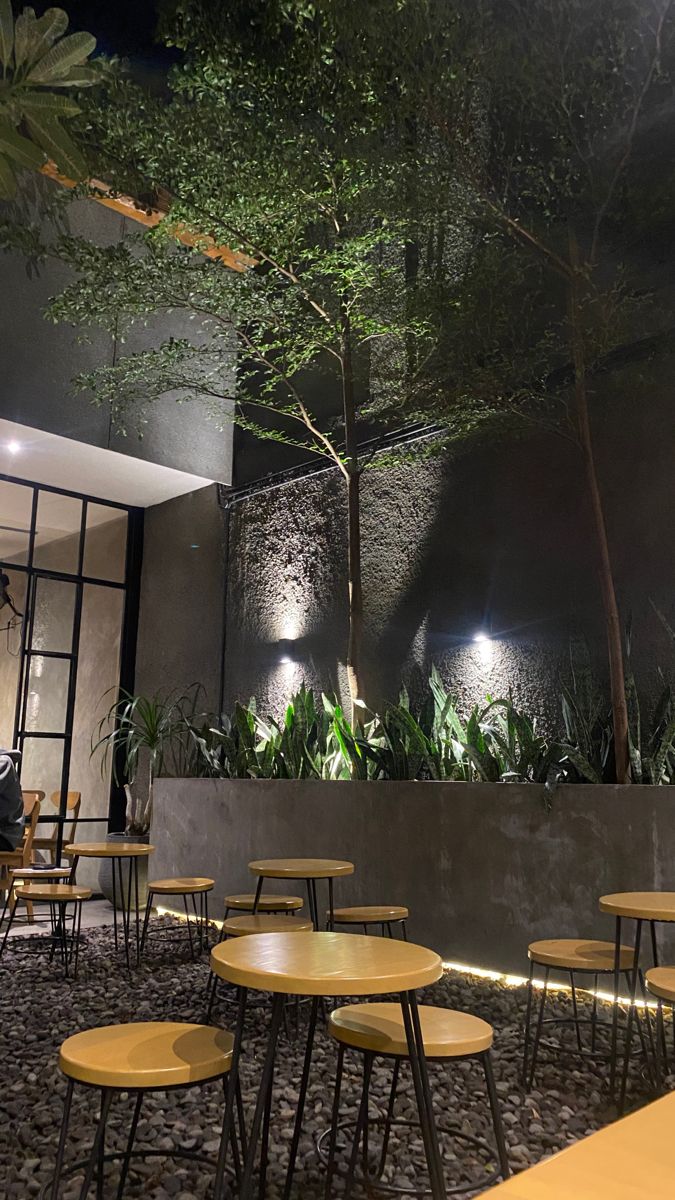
left=149, top=877, right=214, bottom=895
left=222, top=914, right=314, bottom=937
left=59, top=1021, right=233, bottom=1088
left=646, top=966, right=675, bottom=1003
left=528, top=938, right=633, bottom=972
left=14, top=884, right=91, bottom=902
left=331, top=905, right=408, bottom=923
left=225, top=893, right=304, bottom=912
left=329, top=1002, right=493, bottom=1058
left=9, top=866, right=71, bottom=880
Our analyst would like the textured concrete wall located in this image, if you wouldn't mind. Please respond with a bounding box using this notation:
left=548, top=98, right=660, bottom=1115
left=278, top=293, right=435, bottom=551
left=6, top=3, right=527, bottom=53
left=224, top=360, right=675, bottom=729
left=135, top=484, right=227, bottom=710
left=0, top=184, right=234, bottom=483
left=153, top=778, right=675, bottom=973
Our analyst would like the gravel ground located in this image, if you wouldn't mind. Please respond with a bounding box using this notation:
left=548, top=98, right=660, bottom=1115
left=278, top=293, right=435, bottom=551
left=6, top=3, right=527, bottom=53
left=0, top=917, right=662, bottom=1198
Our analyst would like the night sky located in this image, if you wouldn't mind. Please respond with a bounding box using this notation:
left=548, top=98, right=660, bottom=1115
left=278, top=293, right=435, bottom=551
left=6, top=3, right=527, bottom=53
left=49, top=0, right=173, bottom=65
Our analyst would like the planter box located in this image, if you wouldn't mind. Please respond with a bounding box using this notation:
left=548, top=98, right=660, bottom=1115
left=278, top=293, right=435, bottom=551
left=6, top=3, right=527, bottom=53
left=152, top=779, right=675, bottom=975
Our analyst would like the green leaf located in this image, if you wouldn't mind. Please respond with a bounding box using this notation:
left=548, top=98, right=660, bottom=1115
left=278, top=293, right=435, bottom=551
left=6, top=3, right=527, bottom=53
left=13, top=9, right=37, bottom=70
left=24, top=112, right=86, bottom=179
left=18, top=91, right=80, bottom=119
left=0, top=118, right=46, bottom=170
left=0, top=0, right=13, bottom=71
left=26, top=30, right=96, bottom=83
left=0, top=153, right=17, bottom=198
left=32, top=8, right=69, bottom=55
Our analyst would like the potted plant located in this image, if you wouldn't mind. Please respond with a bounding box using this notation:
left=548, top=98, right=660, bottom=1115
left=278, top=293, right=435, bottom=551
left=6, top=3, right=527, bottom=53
left=91, top=688, right=197, bottom=907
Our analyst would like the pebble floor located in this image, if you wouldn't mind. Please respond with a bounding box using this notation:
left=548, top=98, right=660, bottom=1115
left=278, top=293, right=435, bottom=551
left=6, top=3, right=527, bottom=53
left=0, top=917, right=662, bottom=1198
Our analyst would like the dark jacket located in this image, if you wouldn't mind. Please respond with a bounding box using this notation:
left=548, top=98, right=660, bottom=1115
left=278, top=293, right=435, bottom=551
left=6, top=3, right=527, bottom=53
left=0, top=753, right=24, bottom=851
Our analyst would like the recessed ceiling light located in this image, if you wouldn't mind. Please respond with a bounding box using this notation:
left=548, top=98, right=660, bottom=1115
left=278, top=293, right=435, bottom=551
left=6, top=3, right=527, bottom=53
left=6, top=440, right=20, bottom=455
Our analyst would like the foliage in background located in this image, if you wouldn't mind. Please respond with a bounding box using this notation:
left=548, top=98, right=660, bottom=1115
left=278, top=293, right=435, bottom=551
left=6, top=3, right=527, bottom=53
left=100, top=660, right=675, bottom=791
left=0, top=2, right=98, bottom=196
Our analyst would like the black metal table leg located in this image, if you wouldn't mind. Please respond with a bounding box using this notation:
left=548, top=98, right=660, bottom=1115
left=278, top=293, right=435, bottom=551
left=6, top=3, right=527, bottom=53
left=133, top=858, right=140, bottom=966
left=214, top=987, right=249, bottom=1200
left=239, top=992, right=285, bottom=1200
left=609, top=915, right=622, bottom=1099
left=401, top=990, right=446, bottom=1200
left=328, top=878, right=335, bottom=931
left=324, top=1043, right=345, bottom=1200
left=282, top=995, right=320, bottom=1200
left=110, top=857, right=119, bottom=953
left=618, top=918, right=643, bottom=1113
left=251, top=876, right=264, bottom=914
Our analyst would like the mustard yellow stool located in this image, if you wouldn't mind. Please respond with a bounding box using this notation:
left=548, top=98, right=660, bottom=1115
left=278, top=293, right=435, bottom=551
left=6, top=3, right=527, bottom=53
left=49, top=1022, right=242, bottom=1200
left=322, top=1003, right=510, bottom=1197
left=140, top=876, right=214, bottom=961
left=224, top=892, right=304, bottom=917
left=523, top=938, right=635, bottom=1088
left=205, top=913, right=313, bottom=1022
left=0, top=882, right=91, bottom=979
left=646, top=967, right=675, bottom=1089
left=330, top=905, right=409, bottom=938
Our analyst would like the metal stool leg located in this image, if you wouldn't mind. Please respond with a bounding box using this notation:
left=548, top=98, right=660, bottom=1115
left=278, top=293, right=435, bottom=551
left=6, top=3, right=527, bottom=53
left=324, top=1044, right=345, bottom=1200
left=115, top=1090, right=143, bottom=1199
left=344, top=1052, right=373, bottom=1200
left=528, top=965, right=550, bottom=1090
left=51, top=1078, right=74, bottom=1200
left=183, top=893, right=195, bottom=960
left=569, top=970, right=583, bottom=1053
left=78, top=1088, right=113, bottom=1200
left=483, top=1050, right=511, bottom=1180
left=140, top=890, right=153, bottom=954
left=377, top=1057, right=400, bottom=1177
left=521, top=958, right=535, bottom=1085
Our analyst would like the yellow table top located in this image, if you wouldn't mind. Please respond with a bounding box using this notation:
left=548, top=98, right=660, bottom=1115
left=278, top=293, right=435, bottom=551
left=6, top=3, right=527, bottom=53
left=249, top=858, right=354, bottom=879
left=599, top=891, right=675, bottom=921
left=210, top=931, right=442, bottom=996
left=64, top=842, right=155, bottom=858
left=488, top=1093, right=675, bottom=1198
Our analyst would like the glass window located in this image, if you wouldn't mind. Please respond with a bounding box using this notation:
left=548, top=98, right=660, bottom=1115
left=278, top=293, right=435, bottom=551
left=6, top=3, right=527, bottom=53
left=83, top=504, right=128, bottom=583
left=31, top=577, right=76, bottom=653
left=0, top=568, right=26, bottom=746
left=0, top=479, right=33, bottom=564
left=24, top=655, right=71, bottom=733
left=71, top=583, right=125, bottom=822
left=33, top=492, right=82, bottom=574
left=20, top=736, right=64, bottom=802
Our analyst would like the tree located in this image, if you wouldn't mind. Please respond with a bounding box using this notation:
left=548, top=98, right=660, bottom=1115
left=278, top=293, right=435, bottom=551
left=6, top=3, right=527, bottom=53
left=1, top=0, right=479, bottom=721
left=0, top=1, right=98, bottom=195
left=402, top=0, right=675, bottom=782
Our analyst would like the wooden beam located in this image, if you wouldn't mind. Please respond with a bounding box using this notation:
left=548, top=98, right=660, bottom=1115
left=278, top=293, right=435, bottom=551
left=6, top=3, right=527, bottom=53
left=40, top=160, right=251, bottom=272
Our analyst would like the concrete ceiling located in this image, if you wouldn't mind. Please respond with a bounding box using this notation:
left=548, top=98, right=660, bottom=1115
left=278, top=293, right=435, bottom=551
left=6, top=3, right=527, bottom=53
left=0, top=418, right=214, bottom=508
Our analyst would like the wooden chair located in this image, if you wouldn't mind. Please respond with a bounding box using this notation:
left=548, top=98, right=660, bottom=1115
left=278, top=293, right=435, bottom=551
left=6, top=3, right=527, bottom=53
left=0, top=793, right=43, bottom=922
left=33, top=790, right=81, bottom=865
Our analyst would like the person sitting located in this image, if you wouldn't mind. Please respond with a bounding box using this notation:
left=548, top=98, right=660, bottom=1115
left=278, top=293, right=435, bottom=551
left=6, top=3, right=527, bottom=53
left=0, top=751, right=24, bottom=852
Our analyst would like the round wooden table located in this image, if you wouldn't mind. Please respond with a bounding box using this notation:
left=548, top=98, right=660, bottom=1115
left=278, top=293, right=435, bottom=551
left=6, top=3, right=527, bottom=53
left=599, top=891, right=675, bottom=1110
left=210, top=930, right=445, bottom=1200
left=65, top=842, right=154, bottom=968
left=248, top=857, right=354, bottom=930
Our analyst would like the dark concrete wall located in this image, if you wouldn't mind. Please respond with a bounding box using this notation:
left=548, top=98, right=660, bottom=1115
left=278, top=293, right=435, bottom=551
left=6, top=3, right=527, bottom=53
left=223, top=357, right=675, bottom=729
left=153, top=778, right=675, bottom=973
left=135, top=485, right=227, bottom=709
left=0, top=183, right=234, bottom=483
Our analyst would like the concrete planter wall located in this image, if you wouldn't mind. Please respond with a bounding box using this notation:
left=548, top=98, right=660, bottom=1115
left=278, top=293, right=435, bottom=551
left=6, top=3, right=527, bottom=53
left=152, top=779, right=675, bottom=975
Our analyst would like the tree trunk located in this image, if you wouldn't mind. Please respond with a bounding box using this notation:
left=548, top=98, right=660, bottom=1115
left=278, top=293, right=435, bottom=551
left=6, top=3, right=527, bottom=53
left=568, top=233, right=630, bottom=783
left=340, top=302, right=365, bottom=724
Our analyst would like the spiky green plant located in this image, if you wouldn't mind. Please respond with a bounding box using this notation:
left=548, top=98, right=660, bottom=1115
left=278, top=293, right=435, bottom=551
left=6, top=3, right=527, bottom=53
left=0, top=2, right=98, bottom=196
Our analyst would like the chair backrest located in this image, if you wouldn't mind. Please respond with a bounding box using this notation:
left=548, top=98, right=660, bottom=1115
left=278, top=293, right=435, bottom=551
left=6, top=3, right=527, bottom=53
left=48, top=790, right=82, bottom=842
left=21, top=796, right=41, bottom=858
left=22, top=790, right=45, bottom=816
